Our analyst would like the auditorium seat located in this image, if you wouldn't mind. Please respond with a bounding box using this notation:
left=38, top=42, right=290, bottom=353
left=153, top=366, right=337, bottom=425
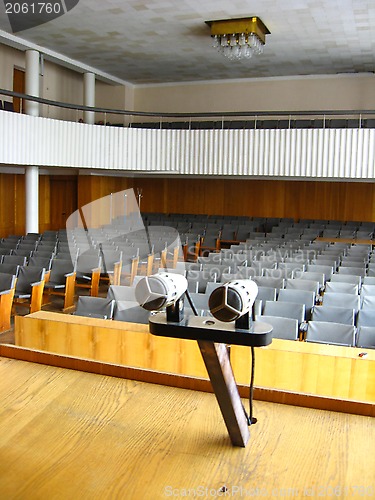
left=100, top=249, right=122, bottom=285
left=3, top=255, right=27, bottom=267
left=277, top=289, right=316, bottom=320
left=356, top=327, right=375, bottom=349
left=357, top=309, right=375, bottom=328
left=75, top=254, right=102, bottom=297
left=0, top=262, right=19, bottom=276
left=263, top=300, right=305, bottom=324
left=329, top=273, right=362, bottom=288
left=44, top=258, right=76, bottom=311
left=0, top=272, right=17, bottom=332
left=361, top=295, right=375, bottom=310
left=322, top=292, right=360, bottom=313
left=324, top=281, right=359, bottom=295
left=74, top=296, right=115, bottom=320
left=28, top=255, right=53, bottom=271
left=112, top=300, right=149, bottom=323
left=305, top=321, right=356, bottom=347
left=253, top=276, right=285, bottom=293
left=204, top=282, right=222, bottom=296
left=13, top=266, right=45, bottom=314
left=284, top=278, right=320, bottom=296
left=257, top=315, right=299, bottom=341
left=311, top=305, right=355, bottom=325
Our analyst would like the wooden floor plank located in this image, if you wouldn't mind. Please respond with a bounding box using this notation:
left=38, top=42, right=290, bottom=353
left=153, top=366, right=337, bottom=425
left=0, top=357, right=374, bottom=499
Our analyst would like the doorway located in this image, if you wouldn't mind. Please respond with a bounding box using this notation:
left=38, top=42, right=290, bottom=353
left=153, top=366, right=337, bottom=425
left=13, top=68, right=25, bottom=113
left=49, top=176, right=78, bottom=231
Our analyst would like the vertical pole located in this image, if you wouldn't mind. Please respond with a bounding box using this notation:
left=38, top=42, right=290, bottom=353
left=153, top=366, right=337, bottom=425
left=84, top=72, right=95, bottom=124
left=25, top=49, right=40, bottom=234
left=109, top=193, right=113, bottom=225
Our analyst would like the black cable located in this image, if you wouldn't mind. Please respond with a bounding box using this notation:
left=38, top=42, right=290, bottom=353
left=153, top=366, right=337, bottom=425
left=185, top=289, right=199, bottom=316
left=248, top=346, right=257, bottom=425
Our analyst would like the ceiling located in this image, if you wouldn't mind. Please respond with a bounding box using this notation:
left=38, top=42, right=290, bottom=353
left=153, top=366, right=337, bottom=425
left=0, top=0, right=375, bottom=85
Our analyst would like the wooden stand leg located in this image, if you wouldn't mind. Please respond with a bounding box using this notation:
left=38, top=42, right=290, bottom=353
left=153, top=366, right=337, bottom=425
left=198, top=340, right=250, bottom=447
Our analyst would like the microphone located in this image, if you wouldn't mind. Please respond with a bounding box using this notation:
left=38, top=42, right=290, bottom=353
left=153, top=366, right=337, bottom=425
left=135, top=273, right=187, bottom=311
left=208, top=279, right=258, bottom=323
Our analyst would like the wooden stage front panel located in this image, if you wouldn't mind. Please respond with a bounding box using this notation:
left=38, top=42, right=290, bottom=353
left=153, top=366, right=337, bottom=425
left=14, top=311, right=375, bottom=404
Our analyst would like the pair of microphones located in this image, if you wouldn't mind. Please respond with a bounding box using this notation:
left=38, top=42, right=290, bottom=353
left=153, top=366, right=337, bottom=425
left=135, top=273, right=259, bottom=323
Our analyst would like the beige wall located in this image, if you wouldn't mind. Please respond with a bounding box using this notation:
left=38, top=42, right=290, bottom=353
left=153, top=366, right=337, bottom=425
left=134, top=74, right=375, bottom=115
left=41, top=60, right=84, bottom=121
left=95, top=81, right=134, bottom=125
left=0, top=44, right=24, bottom=92
left=0, top=43, right=129, bottom=122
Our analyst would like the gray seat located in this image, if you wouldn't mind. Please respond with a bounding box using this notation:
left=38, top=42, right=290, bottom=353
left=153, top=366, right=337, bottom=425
left=205, top=281, right=222, bottom=295
left=2, top=254, right=27, bottom=266
left=324, top=281, right=359, bottom=294
left=107, top=284, right=136, bottom=302
left=75, top=296, right=115, bottom=319
left=360, top=284, right=375, bottom=297
left=329, top=273, right=362, bottom=288
left=338, top=266, right=366, bottom=278
left=361, top=295, right=375, bottom=310
left=306, top=321, right=356, bottom=347
left=235, top=267, right=258, bottom=279
left=0, top=263, right=20, bottom=276
left=28, top=255, right=53, bottom=271
left=200, top=263, right=233, bottom=281
left=186, top=292, right=210, bottom=316
left=356, top=327, right=375, bottom=349
left=256, top=286, right=277, bottom=303
left=13, top=266, right=45, bottom=314
left=0, top=272, right=16, bottom=293
left=263, top=300, right=305, bottom=323
left=311, top=305, right=355, bottom=325
left=253, top=276, right=284, bottom=292
left=356, top=309, right=375, bottom=327
left=293, top=270, right=325, bottom=290
left=306, top=264, right=334, bottom=281
left=285, top=278, right=320, bottom=296
left=257, top=315, right=299, bottom=341
left=277, top=288, right=316, bottom=320
left=113, top=300, right=150, bottom=324
left=14, top=266, right=45, bottom=300
left=322, top=292, right=360, bottom=312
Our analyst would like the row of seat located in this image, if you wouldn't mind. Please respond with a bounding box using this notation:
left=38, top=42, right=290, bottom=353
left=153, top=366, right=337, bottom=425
left=0, top=100, right=14, bottom=112
left=129, top=118, right=375, bottom=130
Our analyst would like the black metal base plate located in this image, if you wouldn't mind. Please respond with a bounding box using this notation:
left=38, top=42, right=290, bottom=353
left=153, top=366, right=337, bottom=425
left=149, top=313, right=273, bottom=347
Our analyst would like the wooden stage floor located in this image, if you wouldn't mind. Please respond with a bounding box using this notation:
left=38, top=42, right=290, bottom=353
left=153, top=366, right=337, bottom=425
left=0, top=356, right=374, bottom=499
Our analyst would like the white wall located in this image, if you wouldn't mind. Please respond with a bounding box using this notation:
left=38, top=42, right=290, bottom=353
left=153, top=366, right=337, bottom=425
left=134, top=74, right=375, bottom=115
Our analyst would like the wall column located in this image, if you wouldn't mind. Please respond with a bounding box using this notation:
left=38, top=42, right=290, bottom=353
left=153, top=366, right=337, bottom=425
left=84, top=72, right=95, bottom=124
left=25, top=49, right=40, bottom=234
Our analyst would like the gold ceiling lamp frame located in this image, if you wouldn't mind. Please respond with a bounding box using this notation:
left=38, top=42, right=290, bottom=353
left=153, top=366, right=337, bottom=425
left=205, top=17, right=270, bottom=60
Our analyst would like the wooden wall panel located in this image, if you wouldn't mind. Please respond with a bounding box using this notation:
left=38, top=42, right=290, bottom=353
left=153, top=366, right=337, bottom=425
left=0, top=174, right=17, bottom=237
left=77, top=175, right=134, bottom=228
left=1, top=174, right=373, bottom=240
left=39, top=175, right=50, bottom=234
left=133, top=177, right=375, bottom=222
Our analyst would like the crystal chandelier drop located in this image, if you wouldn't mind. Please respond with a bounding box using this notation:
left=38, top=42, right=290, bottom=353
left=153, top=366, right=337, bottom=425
left=206, top=17, right=270, bottom=61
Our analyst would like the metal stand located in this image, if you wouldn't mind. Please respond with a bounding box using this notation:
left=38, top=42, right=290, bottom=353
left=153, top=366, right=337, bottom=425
left=149, top=313, right=272, bottom=447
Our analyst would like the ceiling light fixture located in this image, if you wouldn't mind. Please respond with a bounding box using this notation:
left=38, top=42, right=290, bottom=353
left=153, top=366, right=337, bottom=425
left=205, top=17, right=270, bottom=61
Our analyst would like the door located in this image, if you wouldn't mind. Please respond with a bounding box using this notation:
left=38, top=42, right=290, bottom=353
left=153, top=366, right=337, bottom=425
left=49, top=176, right=78, bottom=231
left=13, top=68, right=25, bottom=113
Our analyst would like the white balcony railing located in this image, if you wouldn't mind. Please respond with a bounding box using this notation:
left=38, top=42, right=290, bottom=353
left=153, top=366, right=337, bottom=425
left=1, top=111, right=374, bottom=180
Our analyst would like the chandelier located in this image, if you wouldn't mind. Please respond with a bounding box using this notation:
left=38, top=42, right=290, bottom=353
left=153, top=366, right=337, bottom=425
left=206, top=17, right=270, bottom=61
